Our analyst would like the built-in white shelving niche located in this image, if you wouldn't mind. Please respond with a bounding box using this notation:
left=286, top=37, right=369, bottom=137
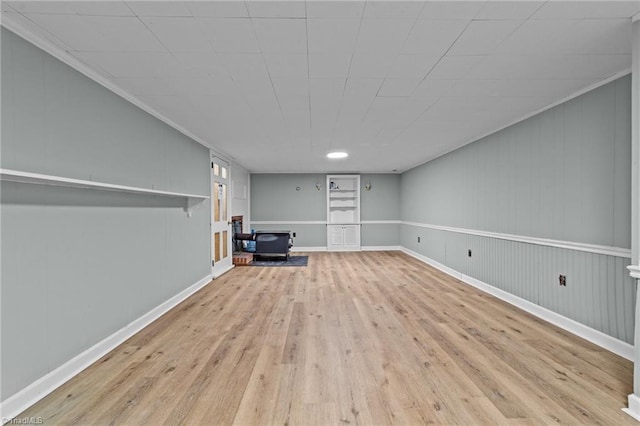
left=327, top=174, right=361, bottom=251
left=0, top=169, right=209, bottom=217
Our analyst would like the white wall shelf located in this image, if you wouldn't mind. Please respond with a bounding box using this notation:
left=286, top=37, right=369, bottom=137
left=0, top=168, right=209, bottom=217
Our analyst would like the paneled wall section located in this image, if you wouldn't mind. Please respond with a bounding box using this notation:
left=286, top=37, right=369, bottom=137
left=401, top=76, right=634, bottom=344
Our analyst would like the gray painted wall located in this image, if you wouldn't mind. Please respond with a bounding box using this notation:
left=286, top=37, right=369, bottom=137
left=250, top=173, right=401, bottom=247
left=1, top=29, right=211, bottom=400
left=401, top=76, right=635, bottom=344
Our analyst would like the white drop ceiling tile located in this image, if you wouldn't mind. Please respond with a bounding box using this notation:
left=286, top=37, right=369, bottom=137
left=180, top=75, right=239, bottom=97
left=339, top=98, right=374, bottom=117
left=402, top=19, right=468, bottom=54
left=2, top=2, right=15, bottom=13
left=234, top=77, right=277, bottom=102
left=308, top=54, right=352, bottom=79
left=23, top=13, right=110, bottom=51
left=142, top=17, right=213, bottom=52
left=87, top=15, right=168, bottom=52
left=126, top=1, right=192, bottom=17
left=307, top=19, right=360, bottom=53
left=111, top=77, right=180, bottom=96
left=171, top=52, right=230, bottom=77
left=355, top=37, right=407, bottom=54
left=553, top=19, right=632, bottom=55
left=246, top=1, right=306, bottom=18
left=449, top=20, right=522, bottom=55
left=306, top=1, right=365, bottom=19
left=387, top=53, right=441, bottom=78
left=198, top=17, right=254, bottom=40
left=197, top=17, right=261, bottom=52
left=272, top=78, right=309, bottom=97
left=414, top=76, right=456, bottom=98
left=348, top=53, right=398, bottom=78
left=73, top=2, right=135, bottom=17
left=343, top=78, right=384, bottom=99
left=216, top=53, right=269, bottom=80
left=310, top=95, right=343, bottom=113
left=363, top=1, right=425, bottom=19
left=252, top=19, right=307, bottom=53
left=377, top=78, right=422, bottom=97
left=264, top=54, right=308, bottom=77
left=494, top=19, right=578, bottom=54
left=309, top=79, right=347, bottom=97
left=474, top=1, right=544, bottom=20
left=73, top=51, right=179, bottom=78
left=426, top=55, right=484, bottom=79
left=210, top=38, right=262, bottom=54
left=466, top=54, right=536, bottom=79
left=358, top=18, right=415, bottom=42
left=555, top=54, right=631, bottom=80
left=187, top=1, right=249, bottom=18
left=6, top=1, right=77, bottom=15
left=531, top=1, right=640, bottom=19
left=279, top=96, right=310, bottom=114
left=419, top=1, right=485, bottom=20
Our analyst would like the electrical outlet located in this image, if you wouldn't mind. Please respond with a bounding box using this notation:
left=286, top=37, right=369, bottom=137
left=559, top=275, right=567, bottom=286
left=468, top=249, right=472, bottom=257
left=292, top=232, right=296, bottom=238
left=417, top=236, right=421, bottom=243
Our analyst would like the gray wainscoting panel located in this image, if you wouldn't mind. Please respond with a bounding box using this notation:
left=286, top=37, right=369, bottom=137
left=403, top=224, right=635, bottom=344
left=1, top=29, right=210, bottom=400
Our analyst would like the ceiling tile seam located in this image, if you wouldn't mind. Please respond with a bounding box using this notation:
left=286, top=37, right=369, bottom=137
left=324, top=1, right=368, bottom=153
left=305, top=0, right=313, bottom=149
left=374, top=3, right=425, bottom=99
left=413, top=18, right=474, bottom=92
left=0, top=15, right=241, bottom=168
left=134, top=14, right=173, bottom=56
left=485, top=18, right=532, bottom=58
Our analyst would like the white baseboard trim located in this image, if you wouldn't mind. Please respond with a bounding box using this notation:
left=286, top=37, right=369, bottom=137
left=623, top=394, right=640, bottom=421
left=401, top=248, right=634, bottom=361
left=0, top=274, right=213, bottom=423
left=291, top=247, right=327, bottom=252
left=361, top=246, right=402, bottom=251
left=212, top=264, right=234, bottom=279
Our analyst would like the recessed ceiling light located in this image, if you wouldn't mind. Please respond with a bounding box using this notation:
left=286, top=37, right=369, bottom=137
left=327, top=151, right=348, bottom=159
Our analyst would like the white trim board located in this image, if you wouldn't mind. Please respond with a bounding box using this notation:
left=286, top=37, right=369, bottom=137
left=251, top=220, right=401, bottom=226
left=401, top=248, right=634, bottom=361
left=0, top=274, right=213, bottom=422
left=361, top=246, right=402, bottom=251
left=251, top=221, right=327, bottom=225
left=291, top=247, right=328, bottom=252
left=403, top=222, right=632, bottom=259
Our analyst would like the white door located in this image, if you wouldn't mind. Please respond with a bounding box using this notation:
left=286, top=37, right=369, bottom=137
left=211, top=155, right=232, bottom=277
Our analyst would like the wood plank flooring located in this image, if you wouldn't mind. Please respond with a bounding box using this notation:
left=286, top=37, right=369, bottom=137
left=19, top=251, right=635, bottom=425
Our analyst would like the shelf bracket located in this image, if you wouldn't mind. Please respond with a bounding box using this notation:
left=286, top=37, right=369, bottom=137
left=185, top=197, right=205, bottom=218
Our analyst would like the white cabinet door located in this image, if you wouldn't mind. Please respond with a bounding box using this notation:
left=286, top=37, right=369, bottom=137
left=343, top=225, right=360, bottom=248
left=328, top=225, right=344, bottom=248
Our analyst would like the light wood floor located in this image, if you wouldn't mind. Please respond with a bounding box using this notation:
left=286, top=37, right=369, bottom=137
left=20, top=251, right=635, bottom=425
